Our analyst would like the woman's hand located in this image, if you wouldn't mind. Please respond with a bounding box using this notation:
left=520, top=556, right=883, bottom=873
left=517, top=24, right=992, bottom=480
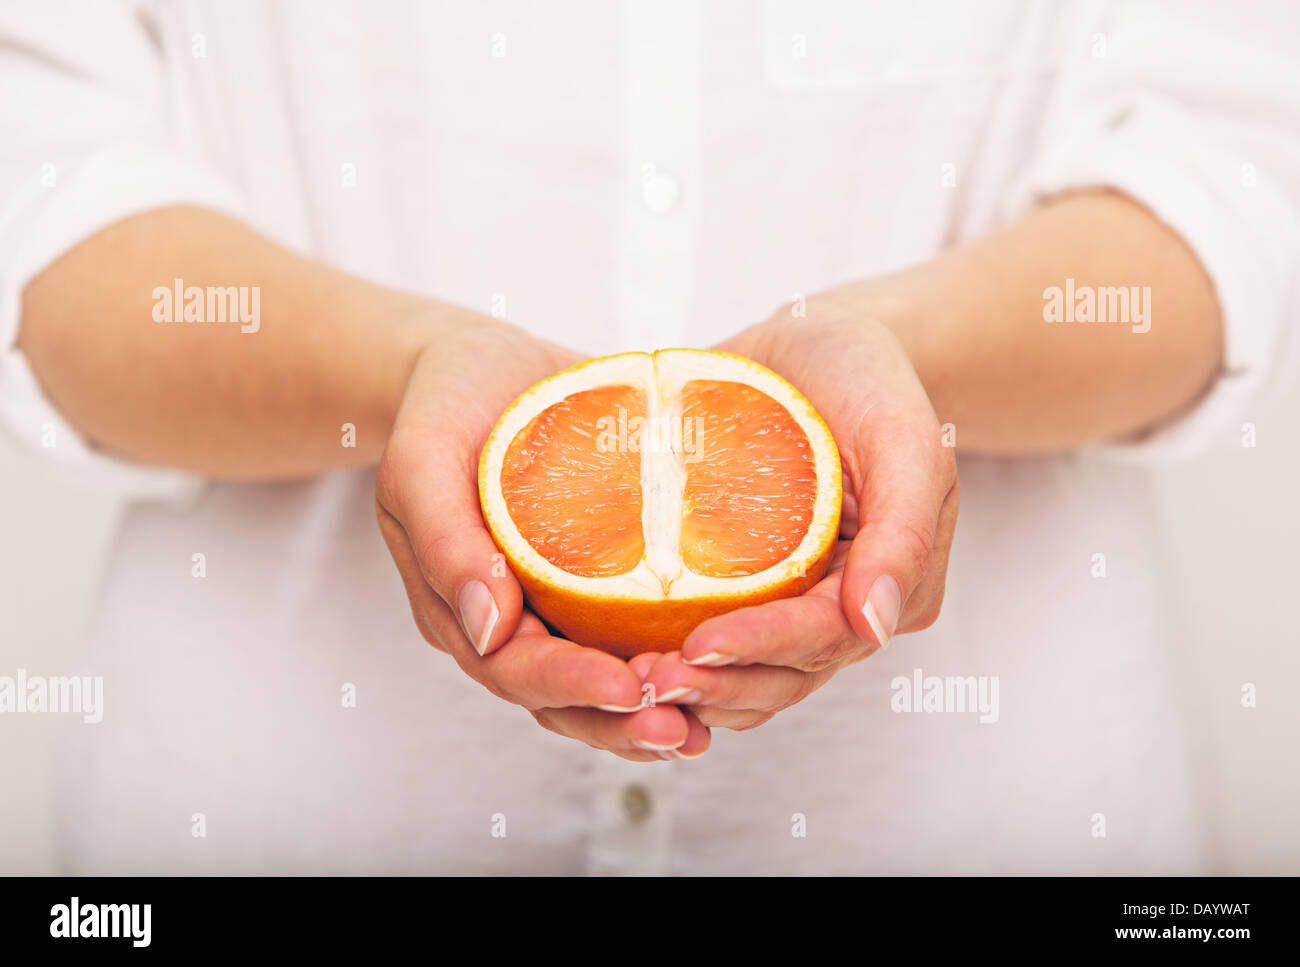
left=644, top=297, right=959, bottom=731
left=376, top=315, right=711, bottom=761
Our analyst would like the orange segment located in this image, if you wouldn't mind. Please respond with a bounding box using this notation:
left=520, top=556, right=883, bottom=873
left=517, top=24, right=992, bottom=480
left=679, top=380, right=817, bottom=577
left=500, top=384, right=646, bottom=577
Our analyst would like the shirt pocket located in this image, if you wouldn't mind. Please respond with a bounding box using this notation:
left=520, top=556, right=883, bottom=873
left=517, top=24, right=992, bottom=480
left=757, top=0, right=1026, bottom=91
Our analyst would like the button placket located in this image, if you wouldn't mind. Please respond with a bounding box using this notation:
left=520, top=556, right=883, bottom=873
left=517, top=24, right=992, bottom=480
left=615, top=0, right=701, bottom=352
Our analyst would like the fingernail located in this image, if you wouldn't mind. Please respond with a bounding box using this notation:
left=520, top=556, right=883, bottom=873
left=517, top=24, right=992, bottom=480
left=597, top=704, right=642, bottom=714
left=633, top=738, right=684, bottom=752
left=862, top=574, right=901, bottom=648
left=458, top=580, right=499, bottom=656
left=655, top=687, right=704, bottom=704
left=684, top=651, right=737, bottom=667
left=667, top=747, right=706, bottom=760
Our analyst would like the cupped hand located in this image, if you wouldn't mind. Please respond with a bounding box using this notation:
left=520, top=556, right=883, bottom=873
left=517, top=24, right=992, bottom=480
left=376, top=315, right=710, bottom=760
left=644, top=299, right=959, bottom=730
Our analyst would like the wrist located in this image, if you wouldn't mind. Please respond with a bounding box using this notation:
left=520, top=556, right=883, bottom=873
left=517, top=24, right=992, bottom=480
left=796, top=275, right=950, bottom=415
left=381, top=299, right=508, bottom=431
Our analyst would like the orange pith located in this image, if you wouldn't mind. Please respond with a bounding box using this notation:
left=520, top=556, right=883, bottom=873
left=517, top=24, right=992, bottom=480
left=500, top=380, right=816, bottom=584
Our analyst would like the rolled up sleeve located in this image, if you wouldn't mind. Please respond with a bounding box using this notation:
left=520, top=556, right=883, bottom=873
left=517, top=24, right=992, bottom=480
left=1000, top=1, right=1300, bottom=461
left=0, top=3, right=248, bottom=498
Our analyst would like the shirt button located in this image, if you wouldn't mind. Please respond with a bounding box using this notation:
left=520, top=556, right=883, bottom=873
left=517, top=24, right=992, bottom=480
left=640, top=165, right=681, bottom=214
left=620, top=783, right=653, bottom=823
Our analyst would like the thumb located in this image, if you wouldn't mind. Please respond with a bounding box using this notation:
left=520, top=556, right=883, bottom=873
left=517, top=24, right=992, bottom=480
left=377, top=422, right=523, bottom=657
left=840, top=419, right=953, bottom=649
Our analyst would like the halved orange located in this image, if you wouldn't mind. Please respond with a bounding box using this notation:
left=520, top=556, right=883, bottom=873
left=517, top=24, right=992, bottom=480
left=478, top=349, right=841, bottom=658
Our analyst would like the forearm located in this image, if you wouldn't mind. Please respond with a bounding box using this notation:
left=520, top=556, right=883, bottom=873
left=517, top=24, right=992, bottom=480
left=19, top=206, right=473, bottom=479
left=813, top=190, right=1224, bottom=453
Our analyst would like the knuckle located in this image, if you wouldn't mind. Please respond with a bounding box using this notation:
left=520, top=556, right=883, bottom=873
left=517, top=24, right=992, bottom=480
left=762, top=675, right=810, bottom=713
left=800, top=635, right=857, bottom=672
left=414, top=527, right=477, bottom=593
left=416, top=529, right=459, bottom=571
left=374, top=438, right=416, bottom=514
left=892, top=515, right=936, bottom=576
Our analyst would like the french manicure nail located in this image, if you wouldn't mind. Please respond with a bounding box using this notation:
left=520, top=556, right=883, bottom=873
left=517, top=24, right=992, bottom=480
left=862, top=574, right=901, bottom=649
left=655, top=687, right=704, bottom=704
left=633, top=738, right=684, bottom=752
left=667, top=747, right=706, bottom=760
left=458, top=580, right=499, bottom=656
left=597, top=704, right=642, bottom=714
left=684, top=651, right=737, bottom=667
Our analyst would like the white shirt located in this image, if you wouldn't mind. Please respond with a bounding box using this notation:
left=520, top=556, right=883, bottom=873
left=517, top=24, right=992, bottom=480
left=2, top=0, right=1297, bottom=873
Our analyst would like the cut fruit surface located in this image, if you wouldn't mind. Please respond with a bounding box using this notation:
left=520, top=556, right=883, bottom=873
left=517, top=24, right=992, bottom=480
left=501, top=384, right=647, bottom=578
left=678, top=379, right=817, bottom=578
left=479, top=349, right=842, bottom=657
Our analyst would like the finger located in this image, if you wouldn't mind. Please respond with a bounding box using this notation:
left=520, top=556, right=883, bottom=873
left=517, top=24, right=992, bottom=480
left=672, top=709, right=712, bottom=760
left=692, top=707, right=774, bottom=731
left=376, top=501, right=457, bottom=654
left=380, top=498, right=550, bottom=658
left=530, top=708, right=660, bottom=762
left=840, top=489, right=859, bottom=537
left=381, top=492, right=647, bottom=713
left=415, top=606, right=646, bottom=713
left=841, top=417, right=956, bottom=648
left=643, top=652, right=833, bottom=714
left=627, top=652, right=662, bottom=682
left=533, top=704, right=694, bottom=758
left=897, top=478, right=960, bottom=633
left=680, top=554, right=874, bottom=672
left=480, top=629, right=646, bottom=712
left=376, top=413, right=522, bottom=658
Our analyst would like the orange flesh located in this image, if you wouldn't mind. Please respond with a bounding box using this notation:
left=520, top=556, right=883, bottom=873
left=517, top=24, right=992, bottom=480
left=679, top=380, right=816, bottom=577
left=499, top=379, right=816, bottom=581
left=500, top=385, right=646, bottom=578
